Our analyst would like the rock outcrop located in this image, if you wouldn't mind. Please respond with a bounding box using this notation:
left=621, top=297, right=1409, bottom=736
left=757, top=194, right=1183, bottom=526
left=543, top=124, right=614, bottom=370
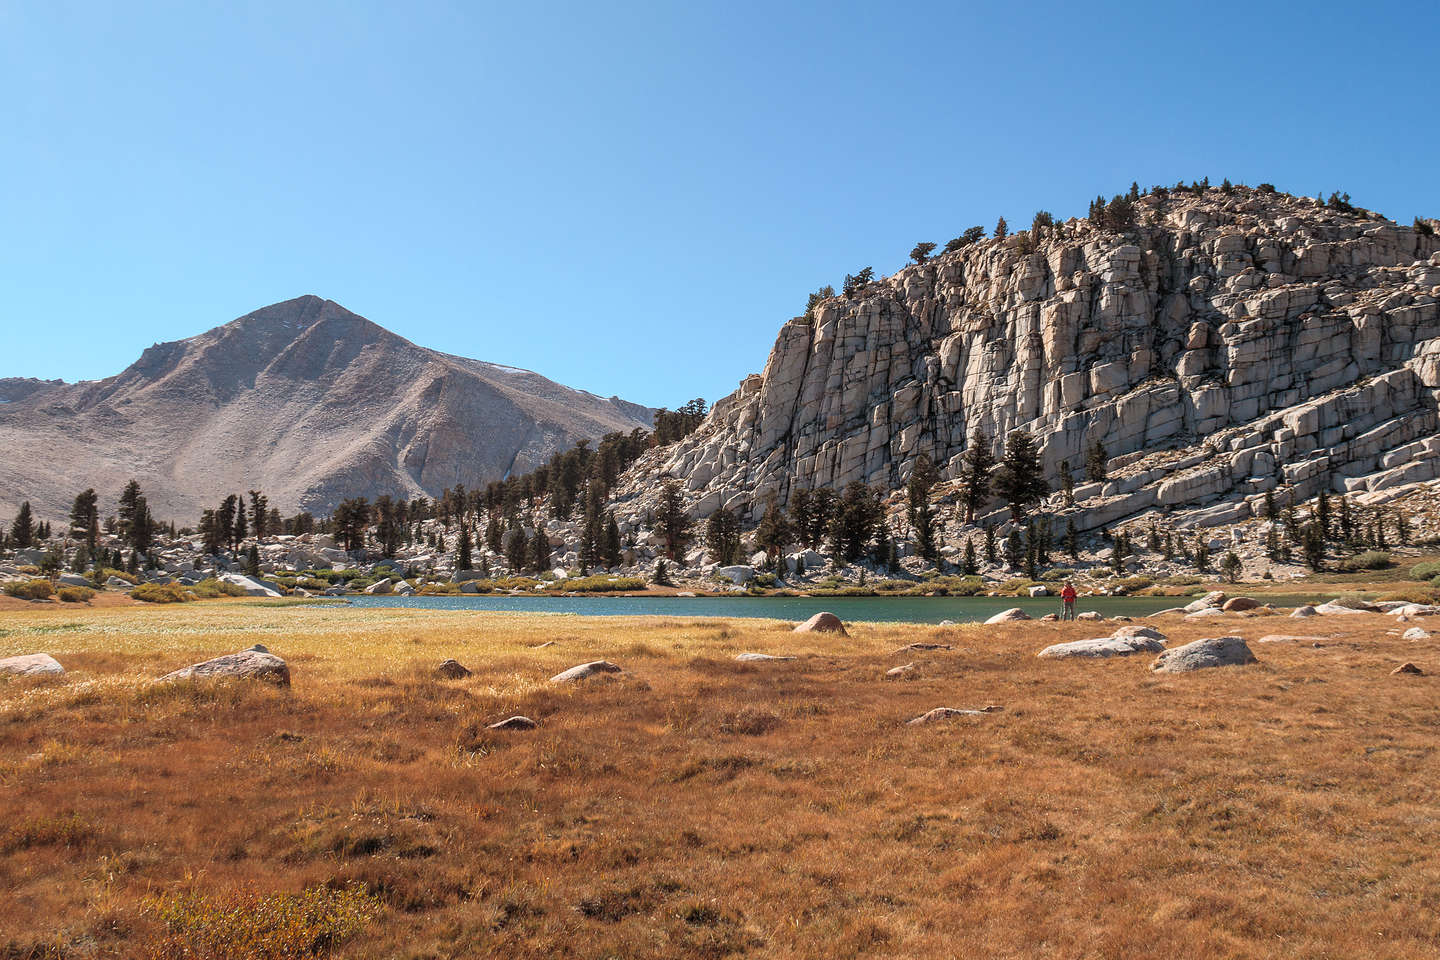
left=606, top=188, right=1440, bottom=544
left=1151, top=636, right=1257, bottom=673
left=0, top=653, right=65, bottom=676
left=159, top=645, right=291, bottom=685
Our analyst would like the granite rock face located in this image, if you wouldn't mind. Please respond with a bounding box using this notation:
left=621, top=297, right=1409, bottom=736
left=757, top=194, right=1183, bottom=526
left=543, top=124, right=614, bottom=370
left=610, top=190, right=1440, bottom=539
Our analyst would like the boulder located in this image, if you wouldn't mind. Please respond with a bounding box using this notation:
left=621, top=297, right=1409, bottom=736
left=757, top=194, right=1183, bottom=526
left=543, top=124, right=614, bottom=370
left=1076, top=611, right=1104, bottom=622
left=105, top=576, right=132, bottom=588
left=1255, top=634, right=1326, bottom=644
left=1111, top=625, right=1166, bottom=642
left=435, top=658, right=472, bottom=679
left=218, top=573, right=282, bottom=598
left=893, top=642, right=951, bottom=653
left=1151, top=636, right=1257, bottom=673
left=794, top=612, right=847, bottom=635
left=716, top=565, right=756, bottom=584
left=1392, top=604, right=1440, bottom=618
left=735, top=652, right=796, bottom=662
left=1038, top=635, right=1166, bottom=659
left=1221, top=597, right=1260, bottom=612
left=1152, top=607, right=1189, bottom=617
left=908, top=705, right=1003, bottom=724
left=1183, top=591, right=1227, bottom=613
left=160, top=645, right=290, bottom=686
left=984, top=607, right=1031, bottom=624
left=1402, top=627, right=1430, bottom=640
left=1039, top=613, right=1060, bottom=621
left=364, top=578, right=394, bottom=595
left=0, top=653, right=64, bottom=676
left=885, top=662, right=918, bottom=679
left=1290, top=605, right=1318, bottom=618
left=550, top=660, right=623, bottom=683
left=937, top=619, right=957, bottom=626
left=57, top=573, right=91, bottom=588
left=451, top=569, right=486, bottom=583
left=1185, top=608, right=1229, bottom=620
left=488, top=716, right=538, bottom=730
left=1028, top=585, right=1049, bottom=597
left=1314, top=601, right=1371, bottom=615
left=1392, top=662, right=1424, bottom=676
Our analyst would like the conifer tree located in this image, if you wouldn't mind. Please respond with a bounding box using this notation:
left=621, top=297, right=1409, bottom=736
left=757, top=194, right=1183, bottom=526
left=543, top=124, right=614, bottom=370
left=1193, top=530, right=1210, bottom=574
left=960, top=432, right=995, bottom=523
left=994, top=431, right=1048, bottom=521
left=655, top=479, right=693, bottom=561
left=456, top=523, right=473, bottom=571
left=753, top=496, right=793, bottom=573
left=504, top=528, right=527, bottom=572
left=603, top=512, right=623, bottom=569
left=530, top=525, right=551, bottom=573
left=69, top=488, right=99, bottom=551
left=1004, top=527, right=1023, bottom=567
left=1085, top=439, right=1108, bottom=483
left=9, top=502, right=34, bottom=549
left=984, top=524, right=997, bottom=564
left=962, top=537, right=978, bottom=576
left=705, top=506, right=742, bottom=566
left=907, top=453, right=939, bottom=560
left=1065, top=517, right=1078, bottom=560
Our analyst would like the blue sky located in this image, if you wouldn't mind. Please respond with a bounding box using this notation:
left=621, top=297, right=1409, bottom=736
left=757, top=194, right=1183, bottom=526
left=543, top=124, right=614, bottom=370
left=3, top=1, right=1436, bottom=409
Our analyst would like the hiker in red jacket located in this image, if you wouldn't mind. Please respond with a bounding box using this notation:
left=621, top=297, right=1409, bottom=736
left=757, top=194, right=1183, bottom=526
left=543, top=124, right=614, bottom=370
left=1061, top=582, right=1077, bottom=621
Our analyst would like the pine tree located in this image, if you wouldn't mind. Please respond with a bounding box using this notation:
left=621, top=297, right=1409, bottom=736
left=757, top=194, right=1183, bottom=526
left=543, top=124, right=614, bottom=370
left=456, top=523, right=473, bottom=571
left=753, top=496, right=793, bottom=573
left=1085, top=439, right=1108, bottom=483
left=234, top=497, right=248, bottom=549
left=199, top=509, right=222, bottom=556
left=1024, top=527, right=1039, bottom=579
left=249, top=491, right=269, bottom=539
left=1264, top=489, right=1278, bottom=524
left=907, top=453, right=939, bottom=560
left=994, top=431, right=1048, bottom=520
left=117, top=480, right=142, bottom=539
left=962, top=537, right=978, bottom=575
left=1302, top=522, right=1326, bottom=571
left=1004, top=527, right=1023, bottom=567
left=828, top=482, right=881, bottom=562
left=1396, top=512, right=1411, bottom=545
left=1338, top=496, right=1354, bottom=543
left=486, top=513, right=503, bottom=554
left=246, top=544, right=261, bottom=577
left=1065, top=517, right=1078, bottom=560
left=218, top=495, right=237, bottom=552
left=1316, top=489, right=1332, bottom=539
left=652, top=558, right=672, bottom=586
left=960, top=433, right=995, bottom=523
left=1193, top=530, right=1210, bottom=574
left=655, top=479, right=693, bottom=561
left=9, top=502, right=34, bottom=549
left=1147, top=521, right=1161, bottom=554
left=1059, top=460, right=1075, bottom=505
left=984, top=525, right=997, bottom=564
left=1221, top=551, right=1242, bottom=583
left=504, top=528, right=528, bottom=572
left=1266, top=527, right=1280, bottom=562
left=530, top=526, right=551, bottom=573
left=705, top=506, right=742, bottom=566
left=603, top=512, right=623, bottom=569
left=994, top=216, right=1008, bottom=238
left=69, top=488, right=99, bottom=551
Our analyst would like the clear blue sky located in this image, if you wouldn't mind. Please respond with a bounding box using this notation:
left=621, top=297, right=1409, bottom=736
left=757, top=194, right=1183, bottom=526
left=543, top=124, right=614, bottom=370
left=3, top=1, right=1436, bottom=409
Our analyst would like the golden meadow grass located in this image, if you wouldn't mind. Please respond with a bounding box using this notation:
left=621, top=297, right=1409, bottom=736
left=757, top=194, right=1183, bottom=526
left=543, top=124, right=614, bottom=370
left=2, top=600, right=1438, bottom=958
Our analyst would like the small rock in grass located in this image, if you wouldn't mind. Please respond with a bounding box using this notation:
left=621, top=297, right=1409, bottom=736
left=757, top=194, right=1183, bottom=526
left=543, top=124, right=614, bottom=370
left=1314, top=601, right=1371, bottom=615
left=735, top=652, right=796, bottom=662
left=1039, top=613, right=1059, bottom=622
left=1291, top=605, right=1318, bottom=618
left=550, top=660, right=622, bottom=683
left=1222, top=597, right=1260, bottom=612
left=908, top=705, right=1003, bottom=724
left=893, top=642, right=951, bottom=654
left=1402, top=627, right=1430, bottom=640
left=984, top=607, right=1030, bottom=624
left=1076, top=611, right=1103, bottom=622
left=1151, top=636, right=1257, bottom=673
left=1255, top=635, right=1326, bottom=644
left=1111, top=625, right=1166, bottom=642
left=885, top=662, right=918, bottom=679
left=1392, top=662, right=1424, bottom=676
left=0, top=653, right=64, bottom=676
left=531, top=641, right=557, bottom=648
left=937, top=619, right=957, bottom=626
left=794, top=612, right=847, bottom=634
left=489, top=716, right=538, bottom=730
left=435, top=658, right=473, bottom=679
left=1152, top=607, right=1189, bottom=617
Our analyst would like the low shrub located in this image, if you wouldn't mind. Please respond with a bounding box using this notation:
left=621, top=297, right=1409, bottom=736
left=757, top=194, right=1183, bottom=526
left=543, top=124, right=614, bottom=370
left=141, top=883, right=377, bottom=960
left=998, top=578, right=1042, bottom=595
left=1331, top=591, right=1376, bottom=610
left=1163, top=574, right=1203, bottom=586
left=416, top=583, right=460, bottom=596
left=874, top=579, right=914, bottom=592
left=189, top=578, right=248, bottom=599
left=132, top=583, right=195, bottom=604
left=1110, top=576, right=1155, bottom=594
left=558, top=576, right=646, bottom=593
left=1409, top=560, right=1440, bottom=581
left=753, top=573, right=777, bottom=588
left=1375, top=587, right=1439, bottom=604
left=1040, top=568, right=1075, bottom=581
left=1338, top=550, right=1391, bottom=572
left=57, top=586, right=96, bottom=603
left=3, top=579, right=54, bottom=600
left=93, top=567, right=139, bottom=585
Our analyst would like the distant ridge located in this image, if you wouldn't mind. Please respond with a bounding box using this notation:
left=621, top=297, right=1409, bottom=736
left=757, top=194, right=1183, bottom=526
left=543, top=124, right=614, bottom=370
left=0, top=296, right=655, bottom=520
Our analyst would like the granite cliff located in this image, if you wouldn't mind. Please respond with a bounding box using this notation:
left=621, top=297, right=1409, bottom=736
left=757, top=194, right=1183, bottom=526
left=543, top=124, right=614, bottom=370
left=611, top=186, right=1440, bottom=540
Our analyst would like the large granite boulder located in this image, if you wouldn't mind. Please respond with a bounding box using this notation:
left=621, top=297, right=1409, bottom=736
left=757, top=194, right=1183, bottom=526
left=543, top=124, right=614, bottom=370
left=218, top=573, right=281, bottom=598
left=550, top=660, right=622, bottom=683
left=794, top=612, right=847, bottom=635
left=1038, top=634, right=1166, bottom=659
left=0, top=653, right=64, bottom=676
left=1151, top=636, right=1257, bottom=673
left=984, top=607, right=1031, bottom=624
left=159, top=645, right=290, bottom=685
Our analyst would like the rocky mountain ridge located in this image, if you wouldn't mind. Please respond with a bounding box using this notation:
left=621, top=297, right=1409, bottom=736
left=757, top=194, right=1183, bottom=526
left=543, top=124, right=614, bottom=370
left=609, top=187, right=1440, bottom=542
left=0, top=296, right=654, bottom=520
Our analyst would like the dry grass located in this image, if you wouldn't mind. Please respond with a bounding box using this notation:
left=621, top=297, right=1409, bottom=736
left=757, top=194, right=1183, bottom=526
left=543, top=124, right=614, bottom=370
left=1, top=601, right=1438, bottom=958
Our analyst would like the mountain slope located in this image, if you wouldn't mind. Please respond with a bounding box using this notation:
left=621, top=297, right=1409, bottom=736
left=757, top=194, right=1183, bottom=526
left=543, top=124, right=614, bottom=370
left=0, top=296, right=654, bottom=520
left=608, top=187, right=1440, bottom=540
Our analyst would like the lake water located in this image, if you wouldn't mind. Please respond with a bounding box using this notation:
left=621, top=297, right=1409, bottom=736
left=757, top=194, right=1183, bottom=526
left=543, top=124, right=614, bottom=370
left=344, top=593, right=1313, bottom=624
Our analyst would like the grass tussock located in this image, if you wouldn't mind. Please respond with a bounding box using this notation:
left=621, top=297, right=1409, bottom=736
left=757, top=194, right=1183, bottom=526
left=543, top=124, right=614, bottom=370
left=131, top=583, right=195, bottom=604
left=1, top=601, right=1438, bottom=957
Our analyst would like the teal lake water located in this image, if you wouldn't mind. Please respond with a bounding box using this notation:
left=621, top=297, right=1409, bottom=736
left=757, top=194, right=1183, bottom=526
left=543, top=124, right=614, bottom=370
left=345, top=593, right=1314, bottom=624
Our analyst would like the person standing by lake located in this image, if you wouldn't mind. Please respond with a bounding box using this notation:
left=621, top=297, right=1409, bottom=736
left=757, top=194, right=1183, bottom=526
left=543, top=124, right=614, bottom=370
left=1061, top=581, right=1077, bottom=620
